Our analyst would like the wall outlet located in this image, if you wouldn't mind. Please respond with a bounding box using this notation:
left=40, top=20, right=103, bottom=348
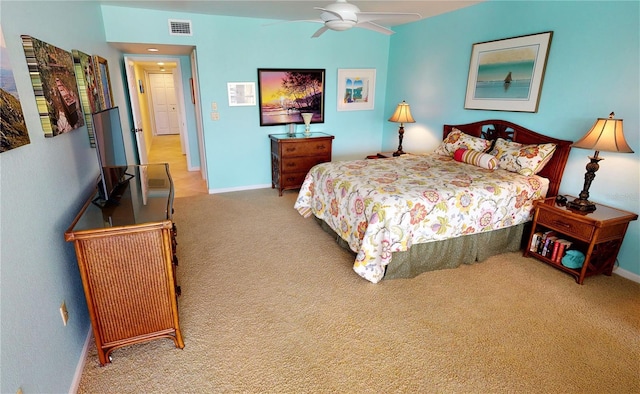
left=59, top=301, right=69, bottom=326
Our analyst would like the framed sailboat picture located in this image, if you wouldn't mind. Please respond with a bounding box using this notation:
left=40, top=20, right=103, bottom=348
left=464, top=31, right=553, bottom=113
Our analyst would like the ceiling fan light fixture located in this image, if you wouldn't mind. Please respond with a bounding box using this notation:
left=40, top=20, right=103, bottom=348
left=325, top=19, right=356, bottom=31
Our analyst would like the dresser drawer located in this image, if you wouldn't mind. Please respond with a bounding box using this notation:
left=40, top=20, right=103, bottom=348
left=280, top=171, right=309, bottom=188
left=537, top=209, right=594, bottom=241
left=281, top=140, right=332, bottom=157
left=281, top=155, right=330, bottom=173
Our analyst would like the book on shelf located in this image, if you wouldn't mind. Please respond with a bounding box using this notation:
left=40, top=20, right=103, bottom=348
left=530, top=232, right=543, bottom=252
left=550, top=239, right=561, bottom=262
left=542, top=235, right=558, bottom=257
left=554, top=239, right=573, bottom=263
left=536, top=230, right=557, bottom=255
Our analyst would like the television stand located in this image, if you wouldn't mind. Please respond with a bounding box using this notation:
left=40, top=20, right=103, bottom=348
left=65, top=164, right=183, bottom=365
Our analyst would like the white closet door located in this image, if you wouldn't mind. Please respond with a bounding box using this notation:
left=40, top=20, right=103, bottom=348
left=150, top=73, right=180, bottom=135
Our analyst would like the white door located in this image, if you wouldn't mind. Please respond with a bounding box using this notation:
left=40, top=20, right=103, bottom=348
left=124, top=56, right=148, bottom=164
left=149, top=73, right=180, bottom=135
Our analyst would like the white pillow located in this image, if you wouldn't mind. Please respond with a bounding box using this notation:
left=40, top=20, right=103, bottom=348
left=434, top=128, right=492, bottom=157
left=489, top=138, right=556, bottom=175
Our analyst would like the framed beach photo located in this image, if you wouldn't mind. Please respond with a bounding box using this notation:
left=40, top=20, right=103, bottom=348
left=464, top=31, right=553, bottom=112
left=337, top=68, right=376, bottom=111
left=257, top=68, right=325, bottom=126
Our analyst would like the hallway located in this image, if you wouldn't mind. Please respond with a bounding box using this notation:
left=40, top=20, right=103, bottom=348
left=146, top=135, right=208, bottom=198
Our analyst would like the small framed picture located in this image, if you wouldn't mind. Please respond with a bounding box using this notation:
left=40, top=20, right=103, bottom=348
left=337, top=68, right=376, bottom=111
left=227, top=82, right=256, bottom=106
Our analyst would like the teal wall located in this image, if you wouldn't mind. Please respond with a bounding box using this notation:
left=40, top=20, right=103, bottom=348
left=1, top=1, right=638, bottom=392
left=385, top=0, right=639, bottom=276
left=100, top=5, right=392, bottom=191
left=0, top=1, right=128, bottom=393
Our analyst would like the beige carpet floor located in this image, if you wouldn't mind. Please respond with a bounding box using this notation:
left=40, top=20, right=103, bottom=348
left=77, top=188, right=640, bottom=393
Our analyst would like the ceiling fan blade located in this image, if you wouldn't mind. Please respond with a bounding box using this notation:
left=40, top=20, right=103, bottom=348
left=263, top=19, right=324, bottom=27
left=312, top=26, right=330, bottom=38
left=314, top=7, right=344, bottom=21
left=354, top=21, right=395, bottom=35
left=356, top=12, right=422, bottom=24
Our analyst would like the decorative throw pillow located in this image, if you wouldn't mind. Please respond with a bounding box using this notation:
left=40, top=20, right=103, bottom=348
left=489, top=138, right=557, bottom=176
left=434, top=128, right=492, bottom=157
left=453, top=148, right=498, bottom=170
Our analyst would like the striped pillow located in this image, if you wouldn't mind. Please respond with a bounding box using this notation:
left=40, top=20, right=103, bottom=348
left=453, top=148, right=498, bottom=170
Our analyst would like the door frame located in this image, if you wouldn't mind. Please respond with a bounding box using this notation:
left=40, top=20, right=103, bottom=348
left=124, top=55, right=198, bottom=172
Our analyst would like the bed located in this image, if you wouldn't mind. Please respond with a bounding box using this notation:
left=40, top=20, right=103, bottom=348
left=294, top=119, right=573, bottom=283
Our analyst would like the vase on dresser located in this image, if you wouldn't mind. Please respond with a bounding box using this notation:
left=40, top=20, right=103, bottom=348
left=301, top=113, right=313, bottom=136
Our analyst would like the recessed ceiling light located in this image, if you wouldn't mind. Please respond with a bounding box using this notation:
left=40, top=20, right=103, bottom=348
left=147, top=48, right=159, bottom=52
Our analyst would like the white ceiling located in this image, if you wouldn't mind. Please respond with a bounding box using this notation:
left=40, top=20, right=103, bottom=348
left=103, top=0, right=483, bottom=55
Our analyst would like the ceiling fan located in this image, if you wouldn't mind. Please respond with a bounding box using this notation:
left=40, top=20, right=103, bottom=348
left=299, top=0, right=422, bottom=38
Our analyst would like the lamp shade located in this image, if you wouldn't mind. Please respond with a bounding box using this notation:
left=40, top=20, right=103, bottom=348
left=572, top=112, right=634, bottom=154
left=388, top=101, right=416, bottom=124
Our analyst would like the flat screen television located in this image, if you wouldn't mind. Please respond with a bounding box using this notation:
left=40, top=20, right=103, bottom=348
left=92, top=107, right=130, bottom=206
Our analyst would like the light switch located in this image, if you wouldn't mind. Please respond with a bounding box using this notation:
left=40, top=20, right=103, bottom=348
left=211, top=102, right=217, bottom=111
left=211, top=112, right=219, bottom=121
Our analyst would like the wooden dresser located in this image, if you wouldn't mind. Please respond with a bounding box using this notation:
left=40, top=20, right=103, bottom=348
left=65, top=164, right=184, bottom=365
left=269, top=132, right=334, bottom=196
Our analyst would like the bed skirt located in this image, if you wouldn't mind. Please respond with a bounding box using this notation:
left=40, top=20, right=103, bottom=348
left=314, top=217, right=529, bottom=280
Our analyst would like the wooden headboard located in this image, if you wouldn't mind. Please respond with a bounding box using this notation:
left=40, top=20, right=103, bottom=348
left=443, top=119, right=573, bottom=197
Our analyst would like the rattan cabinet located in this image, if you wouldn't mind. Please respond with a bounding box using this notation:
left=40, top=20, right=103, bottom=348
left=65, top=164, right=184, bottom=365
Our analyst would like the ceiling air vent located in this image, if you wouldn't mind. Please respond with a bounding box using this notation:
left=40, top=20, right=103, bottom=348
left=169, top=19, right=192, bottom=36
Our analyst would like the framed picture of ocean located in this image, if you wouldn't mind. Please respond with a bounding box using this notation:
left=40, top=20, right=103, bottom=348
left=337, top=69, right=376, bottom=111
left=464, top=31, right=553, bottom=112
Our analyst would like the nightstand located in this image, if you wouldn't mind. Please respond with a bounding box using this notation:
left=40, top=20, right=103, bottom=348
left=365, top=152, right=404, bottom=159
left=524, top=195, right=638, bottom=284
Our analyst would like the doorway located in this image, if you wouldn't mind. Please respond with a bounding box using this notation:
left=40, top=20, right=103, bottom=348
left=123, top=54, right=207, bottom=193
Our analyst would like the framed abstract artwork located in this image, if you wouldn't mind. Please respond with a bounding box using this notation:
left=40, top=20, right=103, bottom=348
left=93, top=55, right=114, bottom=110
left=1, top=24, right=30, bottom=152
left=337, top=68, right=376, bottom=111
left=257, top=68, right=325, bottom=126
left=21, top=35, right=85, bottom=137
left=464, top=31, right=553, bottom=112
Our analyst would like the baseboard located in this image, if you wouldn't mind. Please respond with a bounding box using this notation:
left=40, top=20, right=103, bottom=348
left=208, top=184, right=271, bottom=194
left=613, top=267, right=640, bottom=283
left=69, top=328, right=92, bottom=394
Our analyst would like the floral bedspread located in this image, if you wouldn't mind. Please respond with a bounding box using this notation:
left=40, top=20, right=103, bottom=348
left=294, top=153, right=549, bottom=283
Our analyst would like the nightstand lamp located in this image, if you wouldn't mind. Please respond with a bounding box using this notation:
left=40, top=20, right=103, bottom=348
left=388, top=100, right=415, bottom=157
left=568, top=112, right=634, bottom=212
